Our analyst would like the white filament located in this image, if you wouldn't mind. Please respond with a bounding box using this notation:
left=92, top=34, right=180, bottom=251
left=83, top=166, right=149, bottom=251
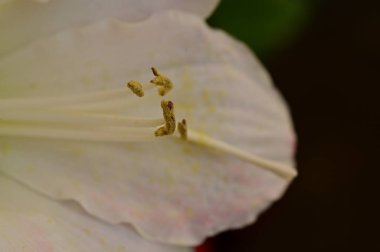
left=0, top=86, right=164, bottom=142
left=186, top=129, right=297, bottom=180
left=0, top=84, right=155, bottom=110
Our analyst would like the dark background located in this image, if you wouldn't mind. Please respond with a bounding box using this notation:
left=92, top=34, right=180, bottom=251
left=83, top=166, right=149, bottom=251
left=206, top=0, right=379, bottom=251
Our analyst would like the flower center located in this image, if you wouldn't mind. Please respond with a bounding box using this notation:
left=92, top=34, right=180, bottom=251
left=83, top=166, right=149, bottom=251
left=0, top=68, right=297, bottom=180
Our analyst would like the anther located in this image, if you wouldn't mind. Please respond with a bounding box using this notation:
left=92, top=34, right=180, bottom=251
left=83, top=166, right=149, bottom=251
left=155, top=100, right=176, bottom=137
left=150, top=67, right=173, bottom=96
left=127, top=80, right=144, bottom=97
left=178, top=119, right=187, bottom=140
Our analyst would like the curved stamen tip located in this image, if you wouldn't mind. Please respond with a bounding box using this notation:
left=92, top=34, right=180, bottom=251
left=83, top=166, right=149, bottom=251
left=155, top=100, right=176, bottom=137
left=127, top=80, right=144, bottom=97
left=150, top=67, right=173, bottom=96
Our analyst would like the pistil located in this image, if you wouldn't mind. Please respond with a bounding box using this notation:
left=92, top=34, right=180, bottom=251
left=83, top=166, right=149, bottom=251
left=185, top=128, right=297, bottom=180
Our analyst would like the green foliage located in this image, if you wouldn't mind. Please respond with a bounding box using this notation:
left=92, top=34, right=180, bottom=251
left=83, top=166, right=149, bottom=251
left=208, top=0, right=315, bottom=59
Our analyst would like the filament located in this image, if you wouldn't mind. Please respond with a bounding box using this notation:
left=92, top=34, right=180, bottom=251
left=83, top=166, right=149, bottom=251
left=0, top=124, right=158, bottom=142
left=0, top=84, right=156, bottom=111
left=184, top=129, right=297, bottom=181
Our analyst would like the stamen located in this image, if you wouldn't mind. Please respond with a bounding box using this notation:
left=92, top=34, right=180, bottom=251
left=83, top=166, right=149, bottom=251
left=178, top=119, right=188, bottom=140
left=0, top=81, right=157, bottom=112
left=155, top=100, right=176, bottom=137
left=47, top=99, right=131, bottom=113
left=0, top=87, right=129, bottom=111
left=0, top=68, right=176, bottom=142
left=150, top=67, right=173, bottom=96
left=0, top=124, right=158, bottom=143
left=0, top=110, right=164, bottom=127
left=127, top=80, right=144, bottom=97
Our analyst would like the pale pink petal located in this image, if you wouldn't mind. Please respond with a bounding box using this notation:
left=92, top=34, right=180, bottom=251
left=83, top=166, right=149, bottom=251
left=0, top=12, right=296, bottom=245
left=0, top=0, right=219, bottom=56
left=0, top=175, right=192, bottom=252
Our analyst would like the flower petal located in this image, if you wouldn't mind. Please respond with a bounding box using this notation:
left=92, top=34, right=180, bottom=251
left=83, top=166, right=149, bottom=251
left=0, top=174, right=192, bottom=252
left=0, top=12, right=296, bottom=245
left=0, top=0, right=219, bottom=56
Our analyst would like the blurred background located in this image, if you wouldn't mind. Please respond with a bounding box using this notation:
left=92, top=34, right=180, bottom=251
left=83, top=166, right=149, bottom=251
left=202, top=0, right=379, bottom=251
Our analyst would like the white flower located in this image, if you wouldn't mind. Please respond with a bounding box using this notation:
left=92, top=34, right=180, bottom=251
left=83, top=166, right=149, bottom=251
left=0, top=0, right=297, bottom=250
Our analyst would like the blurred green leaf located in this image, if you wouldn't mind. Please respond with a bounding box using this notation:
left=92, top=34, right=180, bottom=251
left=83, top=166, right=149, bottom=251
left=208, top=0, right=315, bottom=59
